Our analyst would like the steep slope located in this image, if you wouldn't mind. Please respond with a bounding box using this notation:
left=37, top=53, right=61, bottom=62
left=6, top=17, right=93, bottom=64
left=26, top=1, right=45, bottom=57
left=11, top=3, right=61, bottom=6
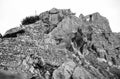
left=0, top=8, right=120, bottom=79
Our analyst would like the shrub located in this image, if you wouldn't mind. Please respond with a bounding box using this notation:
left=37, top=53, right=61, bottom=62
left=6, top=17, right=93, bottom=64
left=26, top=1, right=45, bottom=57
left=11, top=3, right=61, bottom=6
left=21, top=15, right=40, bottom=25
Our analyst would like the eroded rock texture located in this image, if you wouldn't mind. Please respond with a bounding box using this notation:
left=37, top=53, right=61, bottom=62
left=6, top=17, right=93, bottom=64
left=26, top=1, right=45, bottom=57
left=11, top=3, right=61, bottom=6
left=0, top=8, right=120, bottom=79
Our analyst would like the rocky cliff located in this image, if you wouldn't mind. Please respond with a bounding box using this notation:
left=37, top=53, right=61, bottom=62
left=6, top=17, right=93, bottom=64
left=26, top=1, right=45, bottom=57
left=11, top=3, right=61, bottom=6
left=0, top=8, right=120, bottom=79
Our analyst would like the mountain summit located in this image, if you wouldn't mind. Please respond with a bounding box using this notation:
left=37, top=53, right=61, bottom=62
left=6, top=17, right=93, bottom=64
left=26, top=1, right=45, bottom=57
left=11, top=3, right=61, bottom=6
left=0, top=8, right=120, bottom=79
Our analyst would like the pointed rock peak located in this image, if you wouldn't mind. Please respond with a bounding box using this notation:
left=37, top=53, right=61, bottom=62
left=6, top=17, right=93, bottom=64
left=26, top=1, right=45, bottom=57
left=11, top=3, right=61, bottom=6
left=49, top=8, right=59, bottom=14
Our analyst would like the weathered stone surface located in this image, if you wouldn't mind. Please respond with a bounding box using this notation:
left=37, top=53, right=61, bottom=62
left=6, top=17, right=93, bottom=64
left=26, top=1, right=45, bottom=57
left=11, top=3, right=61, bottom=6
left=72, top=66, right=94, bottom=79
left=0, top=8, right=120, bottom=79
left=52, top=60, right=76, bottom=79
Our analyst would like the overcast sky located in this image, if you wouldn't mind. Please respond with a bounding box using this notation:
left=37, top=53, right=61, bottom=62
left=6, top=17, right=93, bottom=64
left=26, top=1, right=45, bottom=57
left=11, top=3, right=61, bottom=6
left=0, top=0, right=120, bottom=35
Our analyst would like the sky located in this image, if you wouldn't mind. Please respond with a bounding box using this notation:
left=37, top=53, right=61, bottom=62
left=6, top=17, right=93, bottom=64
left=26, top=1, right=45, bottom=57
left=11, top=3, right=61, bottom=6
left=0, top=0, right=120, bottom=35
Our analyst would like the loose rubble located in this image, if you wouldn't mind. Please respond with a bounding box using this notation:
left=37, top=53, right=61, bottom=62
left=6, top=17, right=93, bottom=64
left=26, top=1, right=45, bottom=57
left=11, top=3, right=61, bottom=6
left=0, top=8, right=120, bottom=79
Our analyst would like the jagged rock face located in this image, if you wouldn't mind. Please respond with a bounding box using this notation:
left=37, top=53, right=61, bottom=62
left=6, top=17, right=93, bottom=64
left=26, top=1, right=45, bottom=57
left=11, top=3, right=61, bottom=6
left=0, top=8, right=120, bottom=79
